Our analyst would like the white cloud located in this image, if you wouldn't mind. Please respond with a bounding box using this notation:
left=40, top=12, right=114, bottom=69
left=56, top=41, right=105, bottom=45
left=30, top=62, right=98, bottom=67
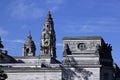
left=3, top=39, right=24, bottom=53
left=71, top=25, right=120, bottom=33
left=56, top=43, right=63, bottom=47
left=45, top=0, right=64, bottom=12
left=80, top=25, right=120, bottom=33
left=0, top=27, right=8, bottom=36
left=7, top=0, right=45, bottom=19
left=4, top=39, right=24, bottom=44
left=45, top=0, right=63, bottom=4
left=21, top=24, right=28, bottom=29
left=65, top=18, right=120, bottom=33
left=80, top=25, right=94, bottom=33
left=7, top=0, right=64, bottom=19
left=66, top=25, right=120, bottom=33
left=12, top=40, right=24, bottom=43
left=32, top=8, right=44, bottom=18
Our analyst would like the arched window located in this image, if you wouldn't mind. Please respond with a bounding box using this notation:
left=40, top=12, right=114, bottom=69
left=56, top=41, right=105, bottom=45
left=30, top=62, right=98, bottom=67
left=26, top=48, right=29, bottom=53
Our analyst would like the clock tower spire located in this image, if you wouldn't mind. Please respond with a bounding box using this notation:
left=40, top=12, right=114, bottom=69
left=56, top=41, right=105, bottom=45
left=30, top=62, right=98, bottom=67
left=40, top=11, right=56, bottom=60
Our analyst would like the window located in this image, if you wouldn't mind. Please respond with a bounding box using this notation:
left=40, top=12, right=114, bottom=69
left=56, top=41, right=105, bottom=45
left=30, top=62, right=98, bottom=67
left=26, top=48, right=29, bottom=53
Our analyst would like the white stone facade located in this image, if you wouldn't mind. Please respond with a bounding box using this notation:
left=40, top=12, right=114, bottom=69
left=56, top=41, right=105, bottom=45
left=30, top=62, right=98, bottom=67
left=62, top=67, right=100, bottom=80
left=6, top=70, right=61, bottom=80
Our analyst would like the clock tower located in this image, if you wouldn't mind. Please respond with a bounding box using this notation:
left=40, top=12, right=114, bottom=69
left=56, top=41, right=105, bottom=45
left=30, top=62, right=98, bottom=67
left=40, top=11, right=56, bottom=64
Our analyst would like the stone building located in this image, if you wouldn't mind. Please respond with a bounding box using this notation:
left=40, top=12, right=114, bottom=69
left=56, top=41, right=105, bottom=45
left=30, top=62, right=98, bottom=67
left=0, top=12, right=120, bottom=80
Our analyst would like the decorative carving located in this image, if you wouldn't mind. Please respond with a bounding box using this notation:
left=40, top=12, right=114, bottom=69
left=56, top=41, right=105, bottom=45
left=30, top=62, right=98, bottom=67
left=44, top=40, right=49, bottom=47
left=64, top=40, right=101, bottom=54
left=89, top=41, right=96, bottom=49
left=77, top=43, right=87, bottom=51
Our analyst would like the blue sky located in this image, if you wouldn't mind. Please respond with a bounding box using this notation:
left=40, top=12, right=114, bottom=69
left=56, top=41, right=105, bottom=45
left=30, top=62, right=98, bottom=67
left=0, top=0, right=120, bottom=67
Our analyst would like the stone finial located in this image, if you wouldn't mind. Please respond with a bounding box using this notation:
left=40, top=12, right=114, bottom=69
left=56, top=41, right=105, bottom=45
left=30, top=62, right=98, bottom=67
left=0, top=37, right=4, bottom=48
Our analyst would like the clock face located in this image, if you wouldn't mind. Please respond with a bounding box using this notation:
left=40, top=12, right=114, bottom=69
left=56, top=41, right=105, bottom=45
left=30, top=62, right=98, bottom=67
left=44, top=40, right=49, bottom=47
left=77, top=43, right=87, bottom=51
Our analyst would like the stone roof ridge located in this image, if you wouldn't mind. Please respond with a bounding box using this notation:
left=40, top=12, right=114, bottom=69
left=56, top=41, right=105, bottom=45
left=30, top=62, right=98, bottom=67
left=63, top=36, right=103, bottom=40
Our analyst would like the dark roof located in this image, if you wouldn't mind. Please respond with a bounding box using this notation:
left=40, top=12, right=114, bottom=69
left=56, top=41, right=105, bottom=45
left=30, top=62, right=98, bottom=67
left=0, top=53, right=17, bottom=63
left=63, top=36, right=103, bottom=40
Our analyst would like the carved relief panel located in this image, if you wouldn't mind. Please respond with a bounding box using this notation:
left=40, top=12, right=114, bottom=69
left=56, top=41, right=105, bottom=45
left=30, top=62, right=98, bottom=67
left=63, top=40, right=101, bottom=53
